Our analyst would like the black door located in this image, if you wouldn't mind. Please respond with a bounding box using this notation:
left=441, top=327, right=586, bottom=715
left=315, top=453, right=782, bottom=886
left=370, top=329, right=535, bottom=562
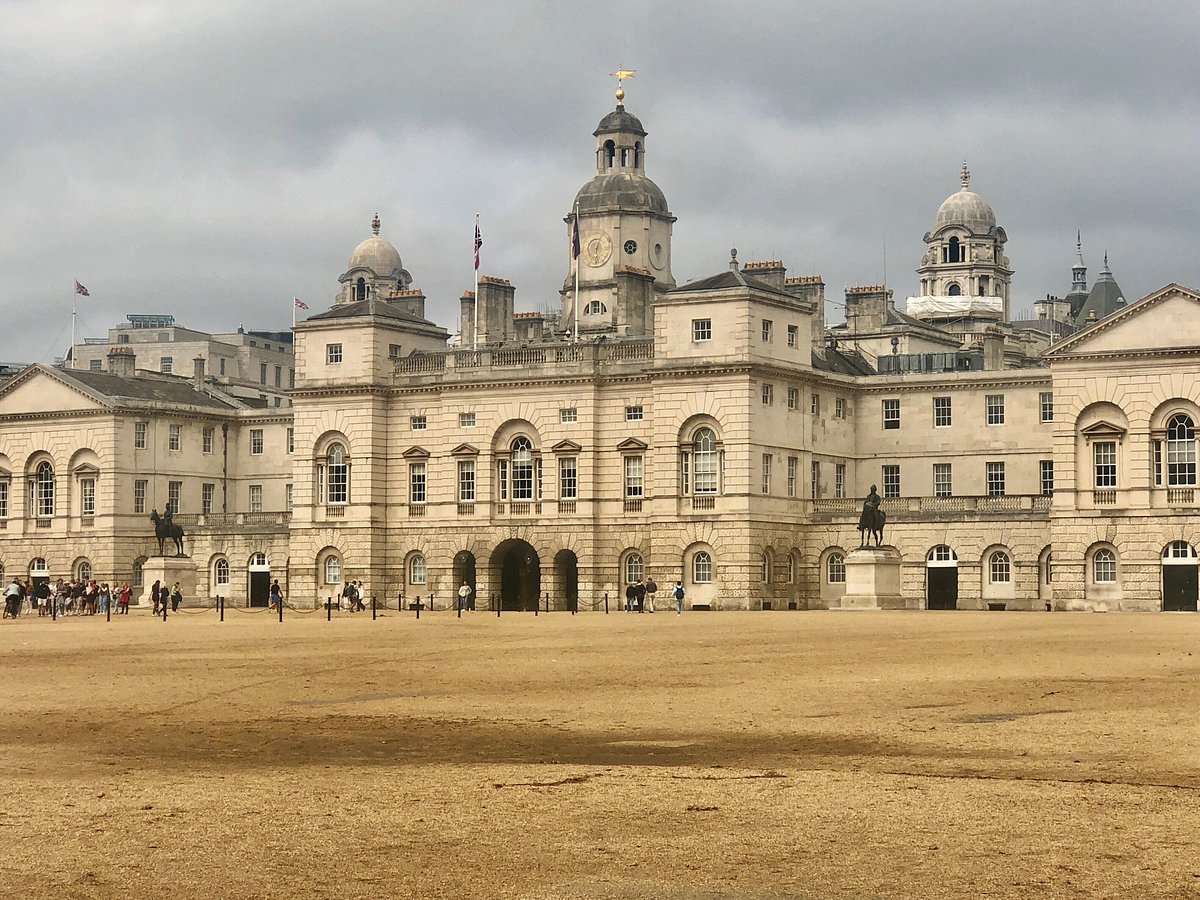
left=249, top=571, right=271, bottom=607
left=1163, top=566, right=1198, bottom=611
left=927, top=567, right=958, bottom=610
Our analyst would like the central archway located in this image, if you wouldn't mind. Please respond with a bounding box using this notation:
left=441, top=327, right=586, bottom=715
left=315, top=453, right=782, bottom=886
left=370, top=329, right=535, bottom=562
left=491, top=539, right=540, bottom=611
left=453, top=551, right=477, bottom=610
left=553, top=549, right=579, bottom=612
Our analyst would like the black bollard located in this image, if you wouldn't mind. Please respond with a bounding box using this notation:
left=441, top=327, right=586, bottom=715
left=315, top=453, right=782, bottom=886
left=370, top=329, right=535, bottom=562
left=545, top=592, right=550, bottom=614
left=494, top=593, right=499, bottom=618
left=457, top=597, right=461, bottom=619
left=51, top=597, right=56, bottom=621
left=162, top=602, right=167, bottom=622
left=220, top=595, right=224, bottom=622
left=106, top=598, right=111, bottom=622
left=415, top=596, right=421, bottom=620
left=430, top=593, right=435, bottom=612
left=372, top=594, right=377, bottom=621
left=326, top=597, right=331, bottom=622
left=278, top=595, right=283, bottom=622
left=604, top=592, right=609, bottom=614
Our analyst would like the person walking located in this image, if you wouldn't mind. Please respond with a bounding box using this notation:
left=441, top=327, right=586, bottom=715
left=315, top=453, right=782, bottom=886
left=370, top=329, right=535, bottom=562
left=269, top=579, right=283, bottom=611
left=625, top=580, right=636, bottom=612
left=150, top=579, right=162, bottom=616
left=2, top=578, right=19, bottom=619
left=672, top=580, right=685, bottom=616
left=634, top=578, right=646, bottom=614
left=458, top=580, right=473, bottom=612
left=645, top=576, right=657, bottom=613
left=353, top=581, right=366, bottom=612
left=118, top=582, right=132, bottom=614
left=159, top=583, right=170, bottom=618
left=170, top=582, right=183, bottom=612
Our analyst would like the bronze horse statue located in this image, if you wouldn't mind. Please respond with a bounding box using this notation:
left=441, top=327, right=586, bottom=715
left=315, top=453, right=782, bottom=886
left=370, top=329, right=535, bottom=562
left=150, top=508, right=185, bottom=556
left=857, top=485, right=887, bottom=547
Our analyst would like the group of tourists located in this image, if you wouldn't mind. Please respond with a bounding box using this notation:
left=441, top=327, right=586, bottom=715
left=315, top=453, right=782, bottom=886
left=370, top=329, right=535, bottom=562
left=624, top=577, right=688, bottom=615
left=3, top=577, right=136, bottom=618
left=148, top=580, right=184, bottom=615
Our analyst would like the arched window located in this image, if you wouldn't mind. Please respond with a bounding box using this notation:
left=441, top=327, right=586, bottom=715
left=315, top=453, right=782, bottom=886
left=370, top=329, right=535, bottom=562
left=633, top=141, right=641, bottom=168
left=693, top=551, right=713, bottom=583
left=693, top=428, right=718, bottom=494
left=1093, top=548, right=1117, bottom=583
left=356, top=277, right=367, bottom=301
left=511, top=437, right=534, bottom=500
left=624, top=553, right=644, bottom=584
left=410, top=555, right=426, bottom=585
left=1167, top=414, right=1196, bottom=486
left=133, top=558, right=145, bottom=586
left=584, top=301, right=607, bottom=315
left=325, top=443, right=349, bottom=504
left=214, top=558, right=230, bottom=586
left=604, top=140, right=615, bottom=169
left=1164, top=540, right=1197, bottom=560
left=827, top=553, right=846, bottom=584
left=947, top=236, right=961, bottom=263
left=323, top=555, right=341, bottom=585
left=928, top=545, right=956, bottom=563
left=760, top=551, right=772, bottom=583
left=787, top=553, right=797, bottom=585
left=989, top=551, right=1011, bottom=583
left=250, top=552, right=267, bottom=567
left=947, top=283, right=962, bottom=296
left=78, top=560, right=91, bottom=581
left=34, top=461, right=54, bottom=517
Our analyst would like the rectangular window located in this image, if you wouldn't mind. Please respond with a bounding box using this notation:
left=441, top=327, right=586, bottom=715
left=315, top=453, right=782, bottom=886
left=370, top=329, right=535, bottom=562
left=835, top=463, right=846, bottom=499
left=560, top=407, right=577, bottom=423
left=787, top=387, right=799, bottom=410
left=168, top=480, right=182, bottom=512
left=457, top=460, right=476, bottom=502
left=761, top=319, right=773, bottom=342
left=219, top=357, right=226, bottom=376
left=81, top=478, right=95, bottom=517
left=787, top=456, right=797, bottom=497
left=410, top=415, right=427, bottom=430
left=326, top=343, right=342, bottom=364
left=986, top=461, right=1006, bottom=496
left=250, top=428, right=264, bottom=454
left=1094, top=441, right=1117, bottom=488
left=1040, top=460, right=1054, bottom=496
left=160, top=356, right=173, bottom=374
left=692, top=319, right=712, bottom=341
left=286, top=483, right=293, bottom=513
left=0, top=481, right=7, bottom=519
left=286, top=427, right=294, bottom=454
left=811, top=393, right=821, bottom=416
left=409, top=463, right=427, bottom=504
left=1154, top=440, right=1163, bottom=486
left=929, top=463, right=950, bottom=497
left=933, top=396, right=952, bottom=427
left=497, top=459, right=508, bottom=501
left=249, top=484, right=263, bottom=513
left=834, top=398, right=845, bottom=419
left=134, top=480, right=147, bottom=514
left=761, top=384, right=773, bottom=406
left=882, top=464, right=900, bottom=498
left=202, top=483, right=214, bottom=515
left=624, top=455, right=644, bottom=498
left=559, top=457, right=578, bottom=500
left=459, top=412, right=476, bottom=428
left=168, top=424, right=181, bottom=451
left=389, top=344, right=402, bottom=359
left=202, top=426, right=214, bottom=454
left=89, top=359, right=101, bottom=371
left=811, top=461, right=820, bottom=499
left=134, top=422, right=147, bottom=449
left=260, top=363, right=268, bottom=384
left=787, top=324, right=798, bottom=348
left=274, top=365, right=282, bottom=388
left=882, top=399, right=900, bottom=430
left=1040, top=392, right=1054, bottom=423
left=625, top=405, right=644, bottom=421
left=986, top=394, right=1005, bottom=425
left=761, top=453, right=771, bottom=494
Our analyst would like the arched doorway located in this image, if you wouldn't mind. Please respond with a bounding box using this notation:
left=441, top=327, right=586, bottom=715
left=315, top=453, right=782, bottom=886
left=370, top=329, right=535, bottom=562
left=248, top=551, right=270, bottom=607
left=454, top=551, right=477, bottom=610
left=926, top=545, right=958, bottom=609
left=1162, top=541, right=1198, bottom=611
left=491, top=540, right=540, bottom=611
left=554, top=550, right=579, bottom=612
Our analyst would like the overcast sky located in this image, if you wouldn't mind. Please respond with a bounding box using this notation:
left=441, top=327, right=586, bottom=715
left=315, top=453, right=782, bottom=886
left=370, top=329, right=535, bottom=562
left=2, top=0, right=1198, bottom=362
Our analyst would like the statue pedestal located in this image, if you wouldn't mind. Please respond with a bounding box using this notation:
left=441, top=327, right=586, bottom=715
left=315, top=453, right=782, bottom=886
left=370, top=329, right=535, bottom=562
left=839, top=546, right=904, bottom=610
left=140, top=556, right=197, bottom=607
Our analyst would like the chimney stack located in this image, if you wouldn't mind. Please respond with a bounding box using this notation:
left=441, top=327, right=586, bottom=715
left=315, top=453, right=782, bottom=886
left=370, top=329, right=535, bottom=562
left=193, top=356, right=206, bottom=391
left=106, top=346, right=136, bottom=377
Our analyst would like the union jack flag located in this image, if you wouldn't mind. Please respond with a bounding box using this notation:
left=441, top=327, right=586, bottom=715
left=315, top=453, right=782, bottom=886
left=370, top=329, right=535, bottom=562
left=474, top=217, right=482, bottom=271
left=293, top=297, right=309, bottom=310
left=74, top=280, right=89, bottom=297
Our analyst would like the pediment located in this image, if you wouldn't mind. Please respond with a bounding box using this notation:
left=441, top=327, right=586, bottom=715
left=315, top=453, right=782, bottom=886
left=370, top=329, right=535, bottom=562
left=616, top=437, right=648, bottom=451
left=1047, top=284, right=1200, bottom=357
left=1081, top=421, right=1127, bottom=442
left=402, top=445, right=430, bottom=459
left=0, top=365, right=109, bottom=416
left=72, top=463, right=101, bottom=476
left=551, top=439, right=582, bottom=453
left=450, top=443, right=479, bottom=456
left=0, top=467, right=10, bottom=480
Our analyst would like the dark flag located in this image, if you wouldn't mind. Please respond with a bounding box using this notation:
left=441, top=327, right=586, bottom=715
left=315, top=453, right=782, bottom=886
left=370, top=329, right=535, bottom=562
left=571, top=214, right=580, bottom=260
left=474, top=217, right=482, bottom=271
left=74, top=280, right=90, bottom=297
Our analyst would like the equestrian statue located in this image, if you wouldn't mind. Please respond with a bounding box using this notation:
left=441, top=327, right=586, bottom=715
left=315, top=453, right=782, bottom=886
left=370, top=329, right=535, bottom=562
left=150, top=504, right=186, bottom=557
left=857, top=484, right=887, bottom=547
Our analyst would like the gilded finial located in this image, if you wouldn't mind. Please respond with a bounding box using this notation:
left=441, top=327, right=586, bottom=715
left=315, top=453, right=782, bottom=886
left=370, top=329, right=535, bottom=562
left=371, top=213, right=381, bottom=235
left=960, top=161, right=970, bottom=190
left=611, top=66, right=636, bottom=106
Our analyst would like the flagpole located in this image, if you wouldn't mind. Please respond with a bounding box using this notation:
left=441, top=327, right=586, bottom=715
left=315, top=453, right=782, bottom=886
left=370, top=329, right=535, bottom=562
left=573, top=206, right=580, bottom=344
left=473, top=214, right=480, bottom=350
left=71, top=288, right=77, bottom=369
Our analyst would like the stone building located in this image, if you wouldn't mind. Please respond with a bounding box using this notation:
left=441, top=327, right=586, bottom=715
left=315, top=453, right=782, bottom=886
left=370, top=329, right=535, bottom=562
left=4, top=87, right=1198, bottom=615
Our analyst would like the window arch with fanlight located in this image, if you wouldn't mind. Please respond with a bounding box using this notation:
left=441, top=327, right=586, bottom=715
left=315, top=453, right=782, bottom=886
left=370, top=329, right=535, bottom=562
left=1167, top=414, right=1196, bottom=486
left=623, top=552, right=644, bottom=584
left=692, top=551, right=713, bottom=584
left=214, top=558, right=230, bottom=587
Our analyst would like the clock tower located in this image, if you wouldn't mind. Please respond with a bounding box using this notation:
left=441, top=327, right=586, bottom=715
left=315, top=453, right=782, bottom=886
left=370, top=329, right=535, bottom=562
left=563, top=85, right=676, bottom=336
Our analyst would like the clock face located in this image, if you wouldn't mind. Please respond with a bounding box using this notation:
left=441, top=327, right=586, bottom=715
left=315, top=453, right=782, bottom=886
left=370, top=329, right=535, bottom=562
left=623, top=239, right=638, bottom=255
left=583, top=232, right=612, bottom=267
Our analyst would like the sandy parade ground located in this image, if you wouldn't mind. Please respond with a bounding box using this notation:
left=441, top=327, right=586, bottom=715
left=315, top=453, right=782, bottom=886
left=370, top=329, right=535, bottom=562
left=2, top=605, right=1199, bottom=899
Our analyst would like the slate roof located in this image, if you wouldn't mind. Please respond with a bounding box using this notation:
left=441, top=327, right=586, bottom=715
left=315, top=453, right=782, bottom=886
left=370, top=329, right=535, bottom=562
left=1011, top=317, right=1076, bottom=338
left=812, top=346, right=875, bottom=376
left=49, top=366, right=237, bottom=410
left=305, top=298, right=440, bottom=328
left=671, top=268, right=792, bottom=298
left=1076, top=262, right=1126, bottom=324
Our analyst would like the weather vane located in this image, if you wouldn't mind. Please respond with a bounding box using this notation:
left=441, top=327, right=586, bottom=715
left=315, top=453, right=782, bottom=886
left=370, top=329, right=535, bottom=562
left=611, top=66, right=636, bottom=104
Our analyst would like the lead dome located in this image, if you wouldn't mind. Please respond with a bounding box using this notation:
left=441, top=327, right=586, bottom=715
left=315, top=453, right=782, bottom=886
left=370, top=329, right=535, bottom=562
left=348, top=214, right=404, bottom=277
left=933, top=164, right=997, bottom=234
